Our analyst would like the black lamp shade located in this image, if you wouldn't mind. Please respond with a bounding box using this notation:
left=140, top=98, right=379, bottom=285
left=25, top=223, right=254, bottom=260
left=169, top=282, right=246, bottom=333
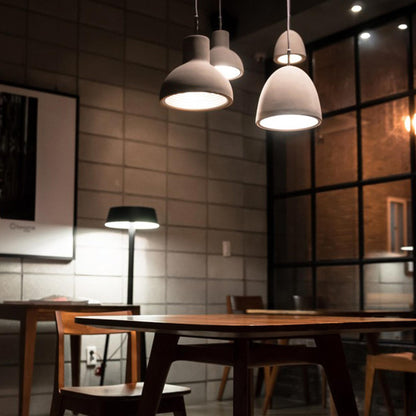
left=105, top=206, right=159, bottom=230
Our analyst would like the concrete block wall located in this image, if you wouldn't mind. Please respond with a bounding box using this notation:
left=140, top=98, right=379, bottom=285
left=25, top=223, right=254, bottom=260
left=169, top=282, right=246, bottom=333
left=0, top=1, right=267, bottom=414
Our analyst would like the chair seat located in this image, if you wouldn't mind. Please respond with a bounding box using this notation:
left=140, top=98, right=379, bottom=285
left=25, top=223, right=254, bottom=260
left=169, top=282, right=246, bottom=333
left=369, top=351, right=416, bottom=372
left=61, top=382, right=191, bottom=399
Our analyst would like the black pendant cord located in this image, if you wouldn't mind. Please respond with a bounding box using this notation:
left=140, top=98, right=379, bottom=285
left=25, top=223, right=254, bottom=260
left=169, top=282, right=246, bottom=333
left=194, top=0, right=199, bottom=33
left=286, top=0, right=291, bottom=62
left=218, top=0, right=223, bottom=30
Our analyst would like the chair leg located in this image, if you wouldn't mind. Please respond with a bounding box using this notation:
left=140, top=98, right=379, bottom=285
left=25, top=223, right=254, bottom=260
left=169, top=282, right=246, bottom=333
left=173, top=397, right=187, bottom=416
left=364, top=357, right=376, bottom=416
left=255, top=367, right=264, bottom=397
left=320, top=366, right=327, bottom=408
left=49, top=392, right=65, bottom=416
left=404, top=372, right=414, bottom=416
left=217, top=366, right=231, bottom=400
left=301, top=366, right=310, bottom=404
left=262, top=365, right=279, bottom=415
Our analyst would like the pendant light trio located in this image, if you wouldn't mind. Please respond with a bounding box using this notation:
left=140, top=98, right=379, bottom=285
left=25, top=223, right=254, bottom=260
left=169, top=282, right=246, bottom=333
left=160, top=0, right=322, bottom=132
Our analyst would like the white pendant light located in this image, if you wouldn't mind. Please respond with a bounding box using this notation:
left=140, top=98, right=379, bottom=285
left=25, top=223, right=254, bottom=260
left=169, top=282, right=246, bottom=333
left=256, top=0, right=322, bottom=131
left=160, top=0, right=233, bottom=111
left=211, top=30, right=244, bottom=80
left=256, top=65, right=321, bottom=131
left=210, top=0, right=244, bottom=80
left=274, top=30, right=306, bottom=65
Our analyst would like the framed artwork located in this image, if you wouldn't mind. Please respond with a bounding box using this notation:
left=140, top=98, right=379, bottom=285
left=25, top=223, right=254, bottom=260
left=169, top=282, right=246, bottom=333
left=0, top=83, right=77, bottom=260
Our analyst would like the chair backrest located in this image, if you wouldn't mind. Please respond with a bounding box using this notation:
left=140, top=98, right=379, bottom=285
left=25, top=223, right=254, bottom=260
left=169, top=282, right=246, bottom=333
left=293, top=295, right=313, bottom=310
left=226, top=295, right=264, bottom=314
left=54, top=310, right=138, bottom=390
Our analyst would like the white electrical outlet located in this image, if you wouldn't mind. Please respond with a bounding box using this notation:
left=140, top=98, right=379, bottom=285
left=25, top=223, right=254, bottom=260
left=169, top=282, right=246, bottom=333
left=222, top=240, right=231, bottom=257
left=86, top=346, right=97, bottom=367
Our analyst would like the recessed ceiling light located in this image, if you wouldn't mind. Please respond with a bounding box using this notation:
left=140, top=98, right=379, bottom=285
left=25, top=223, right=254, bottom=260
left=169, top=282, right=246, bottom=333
left=360, top=32, right=371, bottom=40
left=398, top=23, right=408, bottom=30
left=351, top=4, right=362, bottom=13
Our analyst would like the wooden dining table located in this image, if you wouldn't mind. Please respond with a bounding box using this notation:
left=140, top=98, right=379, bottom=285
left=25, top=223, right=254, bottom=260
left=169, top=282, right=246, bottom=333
left=75, top=313, right=416, bottom=416
left=246, top=308, right=415, bottom=416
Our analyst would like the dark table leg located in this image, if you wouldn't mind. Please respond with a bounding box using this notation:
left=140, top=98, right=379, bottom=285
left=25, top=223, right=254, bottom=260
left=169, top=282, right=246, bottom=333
left=233, top=339, right=253, bottom=416
left=138, top=333, right=179, bottom=416
left=314, top=334, right=359, bottom=416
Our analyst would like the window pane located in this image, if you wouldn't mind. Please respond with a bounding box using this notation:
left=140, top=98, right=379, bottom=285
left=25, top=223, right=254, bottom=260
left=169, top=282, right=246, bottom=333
left=313, top=37, right=355, bottom=113
left=272, top=267, right=312, bottom=309
left=359, top=19, right=408, bottom=102
left=275, top=195, right=311, bottom=262
left=364, top=262, right=413, bottom=310
left=362, top=99, right=410, bottom=179
left=273, top=131, right=311, bottom=193
left=317, top=266, right=359, bottom=310
left=316, top=188, right=358, bottom=260
left=413, top=14, right=416, bottom=88
left=364, top=180, right=412, bottom=258
left=364, top=262, right=413, bottom=342
left=315, top=113, right=357, bottom=187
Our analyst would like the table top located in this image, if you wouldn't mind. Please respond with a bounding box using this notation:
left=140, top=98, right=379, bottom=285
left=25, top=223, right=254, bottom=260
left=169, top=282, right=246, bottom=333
left=246, top=309, right=415, bottom=317
left=75, top=314, right=416, bottom=340
left=0, top=302, right=140, bottom=321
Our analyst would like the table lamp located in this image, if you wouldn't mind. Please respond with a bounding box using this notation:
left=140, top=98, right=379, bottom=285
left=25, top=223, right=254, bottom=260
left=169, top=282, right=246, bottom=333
left=105, top=206, right=159, bottom=304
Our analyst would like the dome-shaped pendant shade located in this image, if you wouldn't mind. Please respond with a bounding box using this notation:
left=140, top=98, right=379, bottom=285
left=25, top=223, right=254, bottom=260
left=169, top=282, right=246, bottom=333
left=160, top=35, right=233, bottom=111
left=210, top=30, right=244, bottom=80
left=274, top=30, right=306, bottom=65
left=256, top=65, right=322, bottom=131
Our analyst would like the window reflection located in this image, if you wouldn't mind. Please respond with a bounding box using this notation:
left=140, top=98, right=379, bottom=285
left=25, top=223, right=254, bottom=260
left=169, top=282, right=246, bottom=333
left=317, top=266, right=359, bottom=310
left=364, top=180, right=412, bottom=258
left=273, top=268, right=312, bottom=309
left=364, top=262, right=413, bottom=311
left=313, top=38, right=355, bottom=113
left=275, top=195, right=311, bottom=263
left=364, top=262, right=413, bottom=342
left=316, top=189, right=358, bottom=260
left=315, top=113, right=357, bottom=187
left=359, top=20, right=408, bottom=101
left=273, top=131, right=311, bottom=193
left=362, top=99, right=410, bottom=179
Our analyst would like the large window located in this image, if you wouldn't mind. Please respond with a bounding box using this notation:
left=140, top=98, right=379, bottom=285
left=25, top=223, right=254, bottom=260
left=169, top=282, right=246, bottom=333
left=269, top=6, right=416, bottom=340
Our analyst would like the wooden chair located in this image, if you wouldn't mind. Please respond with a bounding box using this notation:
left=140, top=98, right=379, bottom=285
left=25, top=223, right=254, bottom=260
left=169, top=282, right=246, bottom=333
left=217, top=295, right=309, bottom=415
left=364, top=350, right=416, bottom=416
left=217, top=295, right=328, bottom=414
left=50, top=310, right=191, bottom=416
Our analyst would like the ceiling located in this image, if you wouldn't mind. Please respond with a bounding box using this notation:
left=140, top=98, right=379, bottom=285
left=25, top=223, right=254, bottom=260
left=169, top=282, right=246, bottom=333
left=200, top=0, right=416, bottom=61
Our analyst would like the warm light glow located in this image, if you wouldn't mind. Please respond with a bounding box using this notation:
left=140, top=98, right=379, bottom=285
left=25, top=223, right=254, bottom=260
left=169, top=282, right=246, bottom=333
left=258, top=114, right=321, bottom=131
left=276, top=54, right=304, bottom=64
left=350, top=4, right=362, bottom=13
left=401, top=246, right=414, bottom=252
left=360, top=32, right=371, bottom=39
left=105, top=221, right=160, bottom=230
left=214, top=65, right=242, bottom=80
left=405, top=114, right=416, bottom=133
left=162, top=92, right=229, bottom=111
left=398, top=23, right=408, bottom=30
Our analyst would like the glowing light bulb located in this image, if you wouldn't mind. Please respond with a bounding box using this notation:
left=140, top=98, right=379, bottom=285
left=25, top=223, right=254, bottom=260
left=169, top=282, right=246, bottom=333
left=360, top=32, right=371, bottom=40
left=398, top=24, right=408, bottom=30
left=351, top=4, right=362, bottom=13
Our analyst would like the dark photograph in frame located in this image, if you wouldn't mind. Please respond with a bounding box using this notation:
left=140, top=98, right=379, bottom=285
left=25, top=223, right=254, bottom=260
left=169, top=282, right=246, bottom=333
left=0, top=84, right=76, bottom=260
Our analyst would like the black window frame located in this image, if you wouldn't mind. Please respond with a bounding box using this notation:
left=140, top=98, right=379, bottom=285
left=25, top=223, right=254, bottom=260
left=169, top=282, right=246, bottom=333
left=268, top=5, right=416, bottom=325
